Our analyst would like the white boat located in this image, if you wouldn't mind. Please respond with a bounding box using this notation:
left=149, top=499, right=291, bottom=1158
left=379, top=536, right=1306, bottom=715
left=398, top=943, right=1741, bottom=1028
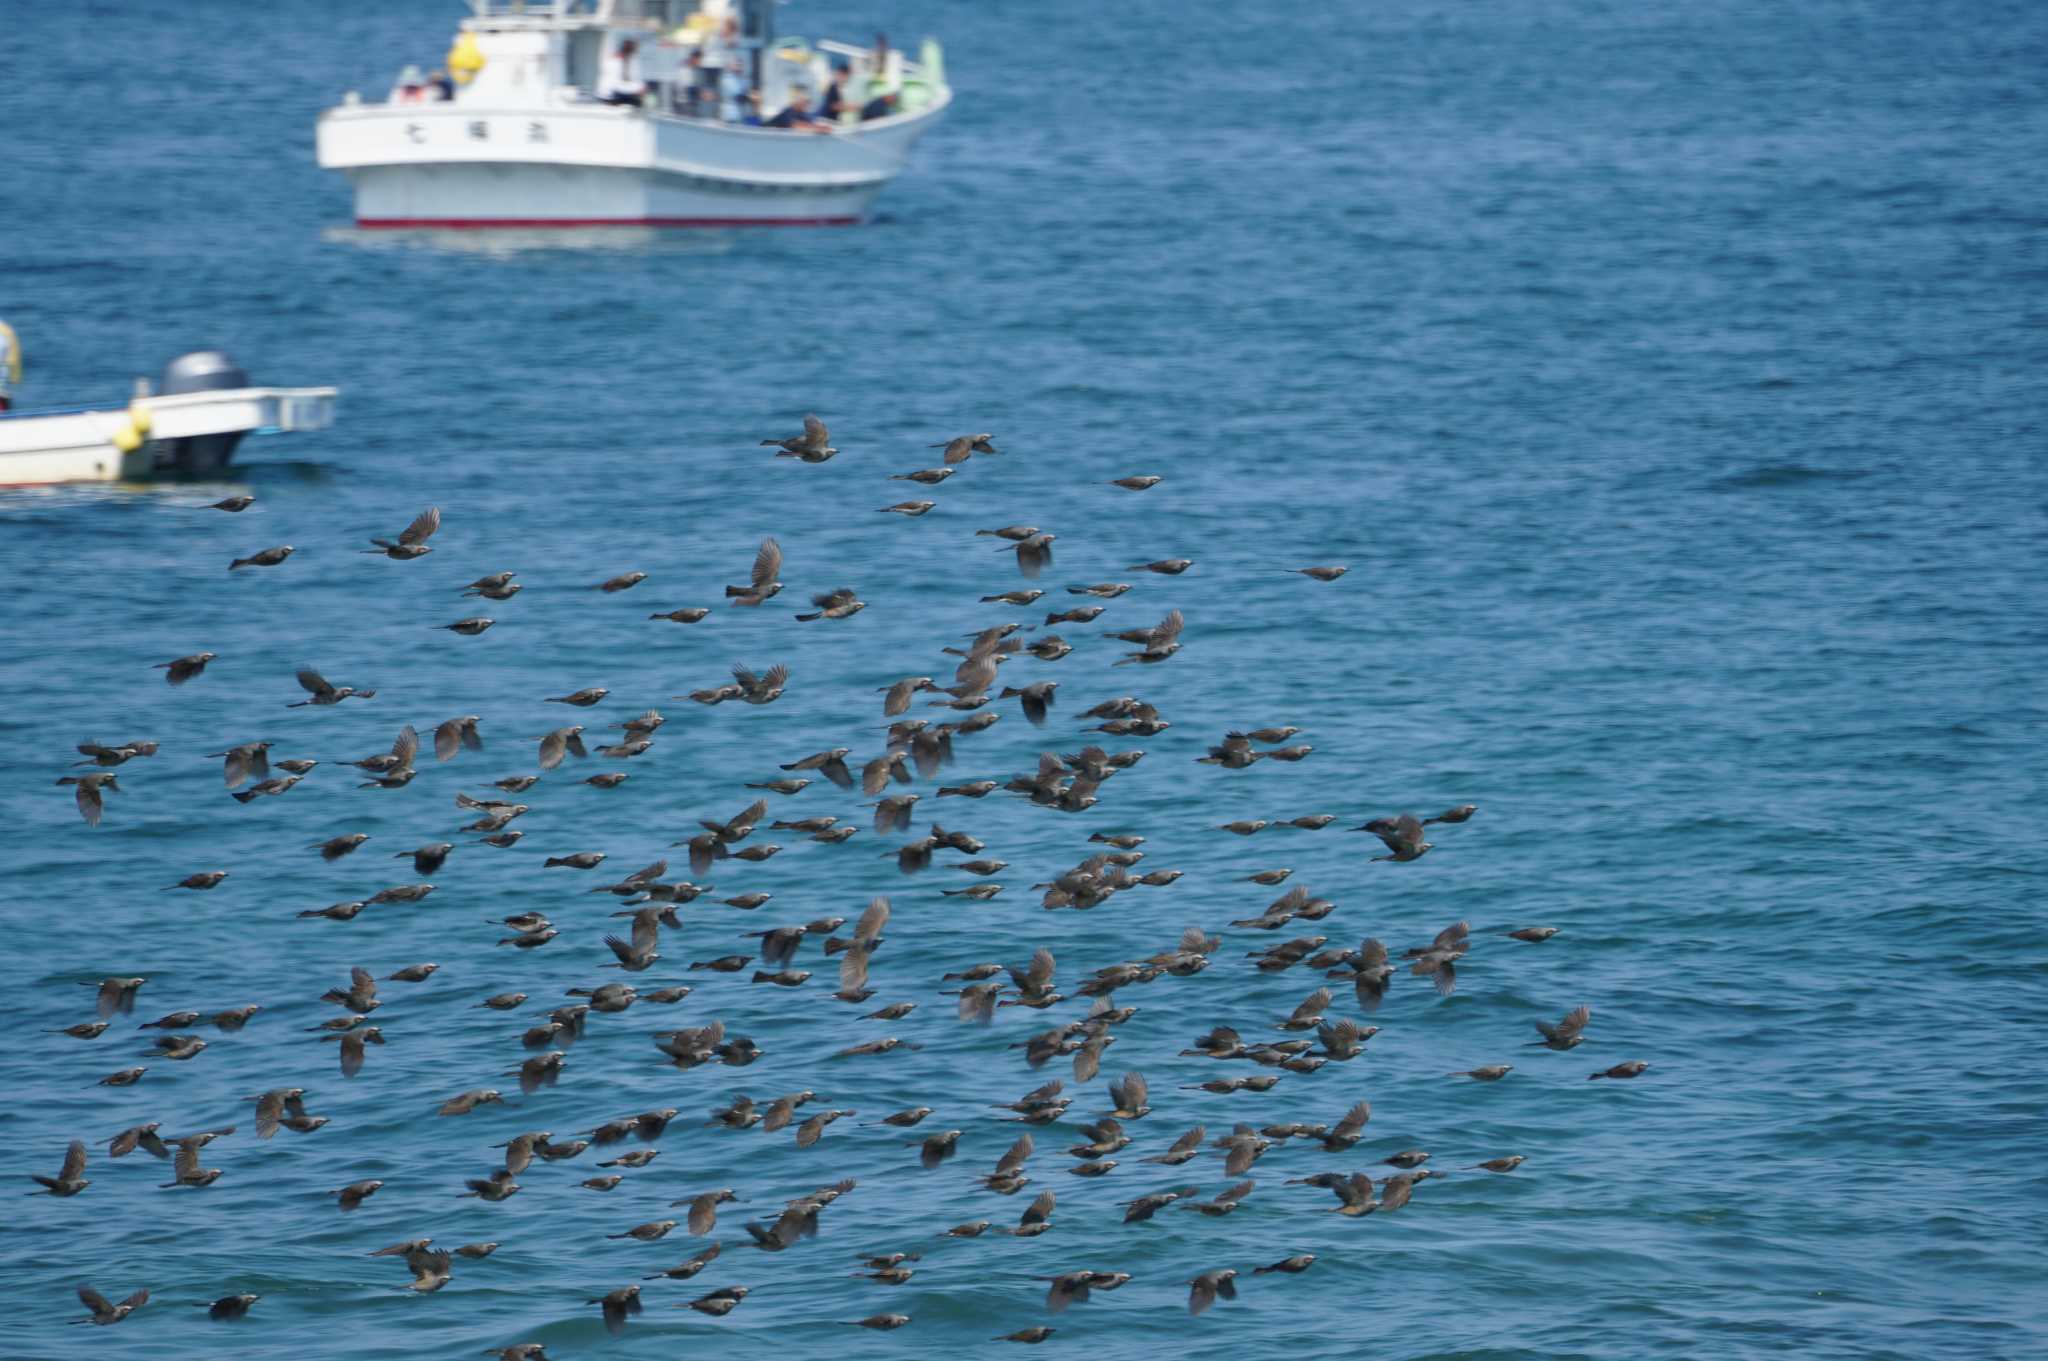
left=0, top=352, right=336, bottom=488
left=316, top=0, right=950, bottom=229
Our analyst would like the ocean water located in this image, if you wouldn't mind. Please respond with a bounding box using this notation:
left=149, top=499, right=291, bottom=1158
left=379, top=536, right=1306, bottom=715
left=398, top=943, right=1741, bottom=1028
left=4, top=0, right=2047, bottom=1357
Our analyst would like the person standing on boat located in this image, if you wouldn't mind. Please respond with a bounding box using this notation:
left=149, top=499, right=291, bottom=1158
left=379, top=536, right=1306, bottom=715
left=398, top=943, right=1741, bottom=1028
left=600, top=39, right=645, bottom=107
left=0, top=320, right=18, bottom=412
left=719, top=57, right=751, bottom=123
left=818, top=65, right=854, bottom=124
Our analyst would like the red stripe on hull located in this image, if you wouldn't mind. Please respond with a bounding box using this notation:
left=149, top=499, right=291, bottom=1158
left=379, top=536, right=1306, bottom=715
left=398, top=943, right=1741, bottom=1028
left=354, top=216, right=862, bottom=229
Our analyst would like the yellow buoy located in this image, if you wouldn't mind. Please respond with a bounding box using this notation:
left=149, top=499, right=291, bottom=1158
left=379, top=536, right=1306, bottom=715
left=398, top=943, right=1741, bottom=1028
left=448, top=32, right=485, bottom=84
left=128, top=400, right=153, bottom=436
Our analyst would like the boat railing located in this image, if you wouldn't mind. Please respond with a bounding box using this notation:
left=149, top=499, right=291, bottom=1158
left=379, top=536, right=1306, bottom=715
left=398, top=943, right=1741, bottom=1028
left=467, top=0, right=695, bottom=25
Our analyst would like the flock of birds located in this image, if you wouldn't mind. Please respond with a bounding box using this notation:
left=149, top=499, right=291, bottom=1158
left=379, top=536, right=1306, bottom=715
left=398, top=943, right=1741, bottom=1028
left=32, top=415, right=1650, bottom=1354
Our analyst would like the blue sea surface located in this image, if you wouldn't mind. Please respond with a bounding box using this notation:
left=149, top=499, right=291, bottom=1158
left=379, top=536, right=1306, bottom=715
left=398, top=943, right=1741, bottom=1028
left=4, top=1, right=2047, bottom=1358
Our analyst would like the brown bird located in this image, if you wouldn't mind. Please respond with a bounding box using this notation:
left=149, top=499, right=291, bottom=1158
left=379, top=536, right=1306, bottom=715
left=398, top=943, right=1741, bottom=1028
left=644, top=1243, right=722, bottom=1282
left=1187, top=1269, right=1237, bottom=1316
left=1531, top=1005, right=1592, bottom=1051
left=762, top=413, right=835, bottom=460
left=289, top=668, right=374, bottom=707
left=1590, top=1060, right=1651, bottom=1080
left=32, top=1140, right=90, bottom=1196
left=229, top=545, right=294, bottom=570
left=154, top=652, right=216, bottom=685
left=323, top=1026, right=385, bottom=1077
left=72, top=1285, right=150, bottom=1326
left=331, top=1179, right=383, bottom=1210
left=1110, top=475, right=1162, bottom=490
left=726, top=537, right=784, bottom=606
left=588, top=1285, right=642, bottom=1336
left=933, top=432, right=998, bottom=462
left=1290, top=565, right=1348, bottom=581
left=1357, top=813, right=1432, bottom=862
left=207, top=495, right=254, bottom=511
left=597, top=571, right=648, bottom=592
left=363, top=506, right=440, bottom=559
left=197, top=1293, right=260, bottom=1321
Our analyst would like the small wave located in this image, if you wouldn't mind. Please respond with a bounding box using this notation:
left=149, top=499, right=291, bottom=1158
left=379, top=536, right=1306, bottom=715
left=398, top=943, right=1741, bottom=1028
left=1707, top=464, right=1873, bottom=491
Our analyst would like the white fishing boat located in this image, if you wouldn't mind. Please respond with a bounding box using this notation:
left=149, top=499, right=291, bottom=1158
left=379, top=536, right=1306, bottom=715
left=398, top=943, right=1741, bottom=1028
left=316, top=0, right=950, bottom=229
left=0, top=352, right=336, bottom=488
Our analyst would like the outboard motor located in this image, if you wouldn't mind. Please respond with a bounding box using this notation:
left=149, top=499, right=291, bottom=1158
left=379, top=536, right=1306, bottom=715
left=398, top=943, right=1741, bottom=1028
left=157, top=350, right=251, bottom=474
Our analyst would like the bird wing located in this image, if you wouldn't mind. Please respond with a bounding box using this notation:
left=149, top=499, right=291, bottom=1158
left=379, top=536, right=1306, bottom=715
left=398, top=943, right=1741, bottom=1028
left=399, top=506, right=441, bottom=546
left=1433, top=920, right=1471, bottom=951
left=802, top=414, right=828, bottom=445
left=174, top=1143, right=199, bottom=1179
left=392, top=725, right=420, bottom=767
left=838, top=944, right=871, bottom=993
left=1026, top=947, right=1056, bottom=991
left=1219, top=1179, right=1256, bottom=1204
left=1558, top=1004, right=1592, bottom=1039
left=351, top=967, right=377, bottom=1000
left=996, top=1134, right=1034, bottom=1175
left=1289, top=987, right=1333, bottom=1024
left=1178, top=926, right=1211, bottom=954
left=60, top=1140, right=87, bottom=1180
left=1338, top=1173, right=1375, bottom=1208
left=1167, top=1125, right=1204, bottom=1155
left=751, top=538, right=782, bottom=590
left=623, top=859, right=668, bottom=888
left=1122, top=1070, right=1149, bottom=1110
left=1334, top=1100, right=1372, bottom=1137
left=731, top=664, right=760, bottom=692
left=1150, top=608, right=1185, bottom=646
left=1020, top=1189, right=1055, bottom=1225
left=688, top=1195, right=718, bottom=1235
left=855, top=896, right=890, bottom=942
left=728, top=800, right=769, bottom=836
left=1358, top=938, right=1389, bottom=968
left=1188, top=1279, right=1215, bottom=1316
left=296, top=668, right=334, bottom=697
left=77, top=1286, right=113, bottom=1316
left=433, top=720, right=462, bottom=762
left=760, top=663, right=788, bottom=692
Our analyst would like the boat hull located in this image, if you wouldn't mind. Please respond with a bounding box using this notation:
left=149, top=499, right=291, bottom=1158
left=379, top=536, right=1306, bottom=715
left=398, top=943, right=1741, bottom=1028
left=0, top=388, right=336, bottom=487
left=319, top=101, right=944, bottom=228
left=345, top=163, right=878, bottom=228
